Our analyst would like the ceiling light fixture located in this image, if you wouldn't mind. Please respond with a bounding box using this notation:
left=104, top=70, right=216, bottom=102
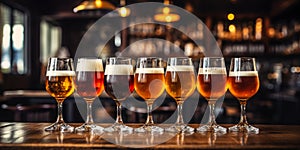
left=118, top=0, right=130, bottom=17
left=154, top=0, right=180, bottom=23
left=227, top=13, right=235, bottom=21
left=73, top=0, right=116, bottom=13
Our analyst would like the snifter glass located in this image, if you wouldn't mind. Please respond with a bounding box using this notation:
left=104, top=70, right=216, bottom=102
left=45, top=57, right=75, bottom=132
left=134, top=57, right=165, bottom=133
left=196, top=57, right=227, bottom=133
left=104, top=57, right=134, bottom=132
left=164, top=57, right=196, bottom=133
left=75, top=58, right=104, bottom=132
left=228, top=57, right=260, bottom=133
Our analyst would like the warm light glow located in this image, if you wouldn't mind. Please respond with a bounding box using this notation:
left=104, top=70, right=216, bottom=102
left=118, top=7, right=131, bottom=17
left=73, top=0, right=116, bottom=13
left=229, top=24, right=236, bottom=33
left=154, top=13, right=180, bottom=23
left=163, top=7, right=170, bottom=14
left=227, top=13, right=235, bottom=21
left=154, top=6, right=180, bottom=22
left=95, top=0, right=102, bottom=7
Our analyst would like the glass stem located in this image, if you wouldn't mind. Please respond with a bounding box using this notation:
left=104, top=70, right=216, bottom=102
left=115, top=101, right=123, bottom=124
left=176, top=102, right=184, bottom=125
left=145, top=101, right=154, bottom=126
left=239, top=103, right=248, bottom=125
left=56, top=100, right=65, bottom=124
left=208, top=103, right=217, bottom=126
left=86, top=101, right=94, bottom=124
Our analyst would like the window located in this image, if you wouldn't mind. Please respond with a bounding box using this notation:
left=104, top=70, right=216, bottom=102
left=40, top=20, right=62, bottom=65
left=0, top=2, right=27, bottom=74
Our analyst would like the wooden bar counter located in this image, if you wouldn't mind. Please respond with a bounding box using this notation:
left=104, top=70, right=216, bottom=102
left=0, top=123, right=299, bottom=149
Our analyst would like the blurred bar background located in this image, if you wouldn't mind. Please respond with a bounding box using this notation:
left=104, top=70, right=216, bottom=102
left=0, top=0, right=299, bottom=125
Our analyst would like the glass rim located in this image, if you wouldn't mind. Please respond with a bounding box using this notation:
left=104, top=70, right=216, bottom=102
left=231, top=57, right=255, bottom=60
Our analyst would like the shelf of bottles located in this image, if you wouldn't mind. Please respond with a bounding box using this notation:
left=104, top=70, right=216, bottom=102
left=211, top=18, right=300, bottom=57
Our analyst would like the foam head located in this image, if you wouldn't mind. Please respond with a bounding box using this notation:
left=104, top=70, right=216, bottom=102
left=198, top=67, right=227, bottom=74
left=76, top=58, right=103, bottom=71
left=166, top=65, right=194, bottom=72
left=135, top=68, right=164, bottom=74
left=46, top=71, right=75, bottom=76
left=105, top=64, right=133, bottom=75
left=229, top=71, right=258, bottom=76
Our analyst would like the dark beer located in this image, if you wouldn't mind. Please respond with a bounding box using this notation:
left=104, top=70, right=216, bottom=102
left=104, top=65, right=134, bottom=101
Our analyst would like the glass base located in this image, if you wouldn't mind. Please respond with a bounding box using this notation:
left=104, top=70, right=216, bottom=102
left=197, top=124, right=227, bottom=133
left=165, top=124, right=194, bottom=133
left=44, top=122, right=74, bottom=132
left=75, top=123, right=104, bottom=133
left=134, top=125, right=164, bottom=133
left=228, top=123, right=259, bottom=133
left=104, top=123, right=133, bottom=132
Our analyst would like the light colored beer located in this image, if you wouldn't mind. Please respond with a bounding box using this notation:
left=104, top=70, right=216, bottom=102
left=228, top=71, right=259, bottom=101
left=134, top=68, right=165, bottom=101
left=104, top=64, right=134, bottom=101
left=165, top=66, right=195, bottom=101
left=46, top=71, right=75, bottom=102
left=197, top=68, right=227, bottom=101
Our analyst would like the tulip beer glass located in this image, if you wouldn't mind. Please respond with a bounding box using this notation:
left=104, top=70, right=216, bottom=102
left=75, top=58, right=104, bottom=132
left=197, top=57, right=227, bottom=133
left=134, top=57, right=165, bottom=132
left=104, top=57, right=134, bottom=132
left=164, top=57, right=196, bottom=133
left=45, top=57, right=75, bottom=132
left=228, top=57, right=260, bottom=133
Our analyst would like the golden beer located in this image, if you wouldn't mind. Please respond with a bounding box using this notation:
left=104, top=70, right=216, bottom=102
left=165, top=66, right=195, bottom=102
left=46, top=71, right=75, bottom=103
left=197, top=68, right=227, bottom=102
left=228, top=71, right=259, bottom=101
left=134, top=68, right=165, bottom=101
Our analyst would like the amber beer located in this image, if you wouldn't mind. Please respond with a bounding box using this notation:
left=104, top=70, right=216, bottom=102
left=76, top=59, right=104, bottom=101
left=134, top=68, right=165, bottom=101
left=165, top=66, right=195, bottom=102
left=227, top=71, right=260, bottom=101
left=197, top=68, right=227, bottom=102
left=46, top=71, right=75, bottom=103
left=104, top=64, right=134, bottom=101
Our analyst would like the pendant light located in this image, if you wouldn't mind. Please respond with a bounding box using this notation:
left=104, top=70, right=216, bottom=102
left=118, top=0, right=130, bottom=17
left=73, top=0, right=116, bottom=13
left=154, top=0, right=180, bottom=23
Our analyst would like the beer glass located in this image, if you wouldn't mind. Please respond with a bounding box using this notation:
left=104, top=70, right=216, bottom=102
left=134, top=57, right=165, bottom=132
left=104, top=57, right=134, bottom=132
left=228, top=57, right=260, bottom=133
left=197, top=57, right=227, bottom=133
left=164, top=57, right=196, bottom=133
left=75, top=58, right=104, bottom=132
left=45, top=57, right=75, bottom=132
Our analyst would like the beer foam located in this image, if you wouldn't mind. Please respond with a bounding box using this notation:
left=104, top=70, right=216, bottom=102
left=76, top=59, right=103, bottom=71
left=229, top=71, right=258, bottom=76
left=166, top=66, right=194, bottom=72
left=46, top=71, right=75, bottom=76
left=198, top=68, right=227, bottom=74
left=104, top=65, right=133, bottom=75
left=135, top=68, right=164, bottom=74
